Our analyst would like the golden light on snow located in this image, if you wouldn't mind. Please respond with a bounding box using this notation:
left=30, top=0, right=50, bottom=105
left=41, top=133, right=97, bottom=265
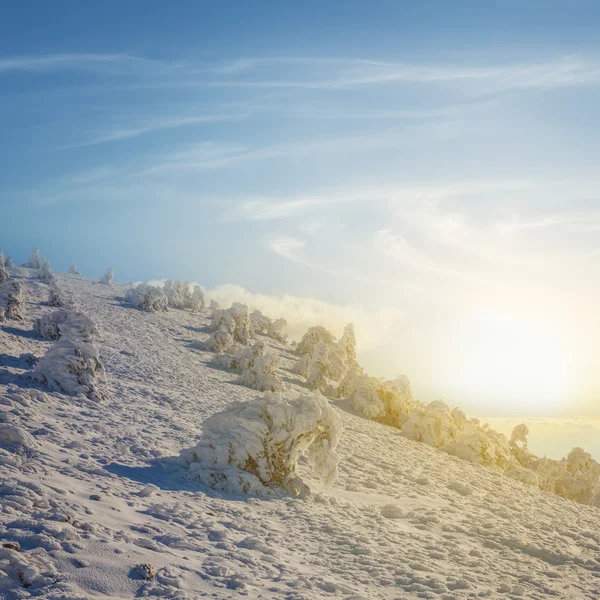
left=449, top=311, right=572, bottom=414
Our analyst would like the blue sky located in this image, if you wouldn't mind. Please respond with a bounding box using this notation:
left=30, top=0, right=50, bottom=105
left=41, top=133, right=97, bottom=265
left=2, top=1, right=600, bottom=415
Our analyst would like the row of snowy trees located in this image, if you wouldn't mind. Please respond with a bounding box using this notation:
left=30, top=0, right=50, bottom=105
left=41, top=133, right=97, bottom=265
left=126, top=280, right=205, bottom=313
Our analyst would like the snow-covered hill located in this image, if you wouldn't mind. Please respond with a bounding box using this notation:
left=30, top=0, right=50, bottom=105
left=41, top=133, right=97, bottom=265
left=1, top=271, right=600, bottom=599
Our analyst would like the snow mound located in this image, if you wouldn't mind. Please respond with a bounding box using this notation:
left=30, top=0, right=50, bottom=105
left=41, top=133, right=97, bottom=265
left=179, top=391, right=342, bottom=496
left=0, top=546, right=58, bottom=591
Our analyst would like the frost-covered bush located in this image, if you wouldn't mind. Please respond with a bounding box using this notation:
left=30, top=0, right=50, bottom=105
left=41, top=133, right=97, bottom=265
left=249, top=310, right=272, bottom=335
left=401, top=401, right=465, bottom=448
left=343, top=372, right=416, bottom=427
left=47, top=284, right=76, bottom=309
left=218, top=340, right=283, bottom=392
left=297, top=326, right=336, bottom=355
left=68, top=264, right=80, bottom=274
left=99, top=267, right=114, bottom=285
left=339, top=323, right=357, bottom=363
left=294, top=341, right=348, bottom=388
left=306, top=342, right=330, bottom=391
left=34, top=309, right=99, bottom=341
left=126, top=283, right=169, bottom=312
left=0, top=251, right=7, bottom=284
left=31, top=336, right=106, bottom=401
left=179, top=391, right=342, bottom=496
left=25, top=248, right=43, bottom=269
left=528, top=448, right=600, bottom=505
left=4, top=255, right=13, bottom=269
left=37, top=256, right=56, bottom=285
left=267, top=317, right=288, bottom=343
left=163, top=280, right=205, bottom=311
left=209, top=302, right=251, bottom=353
left=0, top=280, right=24, bottom=321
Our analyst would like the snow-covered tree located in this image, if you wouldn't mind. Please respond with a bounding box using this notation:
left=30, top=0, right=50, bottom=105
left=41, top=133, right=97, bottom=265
left=0, top=251, right=7, bottom=284
left=34, top=309, right=99, bottom=341
left=37, top=256, right=56, bottom=285
left=0, top=280, right=24, bottom=321
left=208, top=302, right=251, bottom=353
left=306, top=342, right=330, bottom=391
left=47, top=285, right=76, bottom=309
left=249, top=310, right=272, bottom=336
left=68, top=265, right=80, bottom=275
left=296, top=326, right=336, bottom=355
left=401, top=401, right=464, bottom=448
left=4, top=255, right=13, bottom=269
left=267, top=318, right=288, bottom=343
left=179, top=391, right=342, bottom=496
left=339, top=323, right=357, bottom=365
left=509, top=424, right=533, bottom=467
left=126, top=284, right=169, bottom=312
left=99, top=268, right=114, bottom=285
left=25, top=248, right=42, bottom=269
left=190, top=285, right=205, bottom=313
left=218, top=340, right=283, bottom=392
left=31, top=337, right=106, bottom=401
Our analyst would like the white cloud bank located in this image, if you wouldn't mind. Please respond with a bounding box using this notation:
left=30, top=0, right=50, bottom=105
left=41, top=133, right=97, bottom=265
left=205, top=283, right=403, bottom=351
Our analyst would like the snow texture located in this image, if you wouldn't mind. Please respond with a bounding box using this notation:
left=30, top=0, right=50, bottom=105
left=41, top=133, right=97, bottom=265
left=1, top=269, right=600, bottom=599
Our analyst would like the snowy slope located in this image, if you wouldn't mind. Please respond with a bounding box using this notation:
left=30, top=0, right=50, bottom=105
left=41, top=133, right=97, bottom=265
left=1, top=270, right=600, bottom=600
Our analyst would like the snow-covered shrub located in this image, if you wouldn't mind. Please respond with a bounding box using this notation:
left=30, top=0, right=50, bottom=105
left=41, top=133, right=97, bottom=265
left=249, top=310, right=272, bottom=335
left=179, top=391, right=342, bottom=496
left=306, top=342, right=330, bottom=391
left=31, top=336, right=106, bottom=401
left=99, top=267, right=114, bottom=285
left=0, top=251, right=7, bottom=284
left=68, top=264, right=80, bottom=274
left=509, top=424, right=534, bottom=467
left=4, top=255, right=13, bottom=269
left=209, top=299, right=219, bottom=311
left=47, top=284, right=75, bottom=309
left=220, top=341, right=283, bottom=392
left=25, top=248, right=43, bottom=269
left=34, top=309, right=99, bottom=340
left=190, top=284, right=205, bottom=312
left=339, top=323, right=357, bottom=365
left=37, top=256, right=56, bottom=284
left=401, top=400, right=463, bottom=447
left=0, top=280, right=24, bottom=321
left=528, top=448, right=600, bottom=505
left=267, top=318, right=288, bottom=343
left=297, top=326, right=336, bottom=355
left=293, top=340, right=348, bottom=388
left=209, top=302, right=251, bottom=353
left=126, top=284, right=169, bottom=312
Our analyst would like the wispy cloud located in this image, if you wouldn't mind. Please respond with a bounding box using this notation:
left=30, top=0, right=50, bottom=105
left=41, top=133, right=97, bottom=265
left=65, top=113, right=247, bottom=148
left=0, top=53, right=162, bottom=73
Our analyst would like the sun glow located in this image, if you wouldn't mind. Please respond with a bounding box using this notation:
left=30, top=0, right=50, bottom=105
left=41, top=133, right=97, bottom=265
left=449, top=311, right=572, bottom=414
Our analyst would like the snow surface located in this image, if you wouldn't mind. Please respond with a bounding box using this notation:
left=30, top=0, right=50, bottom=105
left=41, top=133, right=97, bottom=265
left=1, top=270, right=600, bottom=599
